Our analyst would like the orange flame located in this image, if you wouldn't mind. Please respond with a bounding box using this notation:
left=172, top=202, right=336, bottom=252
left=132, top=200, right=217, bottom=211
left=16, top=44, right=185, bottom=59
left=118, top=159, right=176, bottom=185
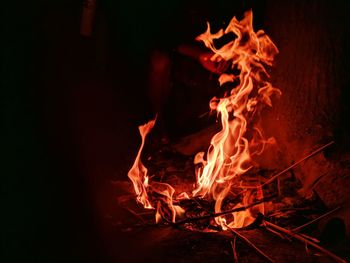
left=193, top=10, right=280, bottom=228
left=127, top=118, right=185, bottom=222
left=127, top=10, right=280, bottom=229
left=127, top=119, right=156, bottom=209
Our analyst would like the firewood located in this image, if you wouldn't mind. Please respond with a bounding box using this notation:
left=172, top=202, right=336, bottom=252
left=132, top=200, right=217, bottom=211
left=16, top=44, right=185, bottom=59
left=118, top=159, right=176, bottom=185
left=230, top=236, right=238, bottom=262
left=263, top=220, right=347, bottom=263
left=260, top=141, right=334, bottom=188
left=292, top=206, right=342, bottom=232
left=227, top=226, right=275, bottom=263
left=165, top=195, right=276, bottom=227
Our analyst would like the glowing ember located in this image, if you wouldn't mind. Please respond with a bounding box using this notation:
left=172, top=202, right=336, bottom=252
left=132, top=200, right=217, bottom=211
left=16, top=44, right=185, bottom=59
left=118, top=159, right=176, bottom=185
left=127, top=10, right=281, bottom=229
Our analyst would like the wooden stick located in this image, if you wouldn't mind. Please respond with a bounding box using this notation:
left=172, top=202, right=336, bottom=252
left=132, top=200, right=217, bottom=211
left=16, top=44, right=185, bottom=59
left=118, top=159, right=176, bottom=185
left=230, top=236, right=239, bottom=263
left=170, top=195, right=275, bottom=226
left=241, top=141, right=334, bottom=189
left=265, top=226, right=290, bottom=241
left=264, top=220, right=347, bottom=263
left=299, top=233, right=320, bottom=243
left=261, top=141, right=334, bottom=187
left=227, top=226, right=275, bottom=263
left=292, top=206, right=341, bottom=232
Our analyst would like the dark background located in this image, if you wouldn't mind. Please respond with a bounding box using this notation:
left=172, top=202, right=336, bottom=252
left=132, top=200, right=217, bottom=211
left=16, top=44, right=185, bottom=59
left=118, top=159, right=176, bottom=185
left=2, top=0, right=350, bottom=262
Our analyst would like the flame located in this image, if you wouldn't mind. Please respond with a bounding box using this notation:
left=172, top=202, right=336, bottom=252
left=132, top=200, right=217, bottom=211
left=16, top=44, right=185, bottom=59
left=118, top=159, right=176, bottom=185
left=151, top=181, right=185, bottom=223
left=127, top=119, right=156, bottom=209
left=127, top=10, right=280, bottom=230
left=193, top=10, right=280, bottom=228
left=127, top=118, right=185, bottom=222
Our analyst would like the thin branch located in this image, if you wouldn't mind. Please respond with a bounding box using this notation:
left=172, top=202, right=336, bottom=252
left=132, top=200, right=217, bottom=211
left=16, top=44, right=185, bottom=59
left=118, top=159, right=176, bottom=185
left=265, top=226, right=290, bottom=241
left=241, top=141, right=334, bottom=189
left=263, top=220, right=347, bottom=263
left=169, top=195, right=275, bottom=226
left=292, top=206, right=341, bottom=232
left=231, top=236, right=238, bottom=263
left=261, top=141, right=334, bottom=187
left=227, top=226, right=275, bottom=263
left=299, top=233, right=320, bottom=243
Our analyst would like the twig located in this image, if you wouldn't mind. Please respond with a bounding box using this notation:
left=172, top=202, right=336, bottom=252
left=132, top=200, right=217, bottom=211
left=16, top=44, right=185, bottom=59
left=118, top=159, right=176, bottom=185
left=263, top=220, right=347, bottom=263
left=227, top=226, right=275, bottom=263
left=305, top=242, right=310, bottom=255
left=231, top=236, right=238, bottom=263
left=265, top=226, right=290, bottom=241
left=308, top=172, right=329, bottom=191
left=170, top=195, right=276, bottom=226
left=299, top=233, right=320, bottom=243
left=261, top=141, right=334, bottom=187
left=241, top=141, right=334, bottom=189
left=292, top=206, right=341, bottom=232
left=262, top=141, right=334, bottom=186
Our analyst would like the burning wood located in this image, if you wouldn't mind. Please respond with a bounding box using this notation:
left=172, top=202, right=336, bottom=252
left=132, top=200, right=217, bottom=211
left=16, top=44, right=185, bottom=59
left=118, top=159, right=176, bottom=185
left=127, top=10, right=281, bottom=229
left=119, top=8, right=348, bottom=263
left=227, top=225, right=275, bottom=263
left=263, top=220, right=347, bottom=263
left=230, top=237, right=238, bottom=262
